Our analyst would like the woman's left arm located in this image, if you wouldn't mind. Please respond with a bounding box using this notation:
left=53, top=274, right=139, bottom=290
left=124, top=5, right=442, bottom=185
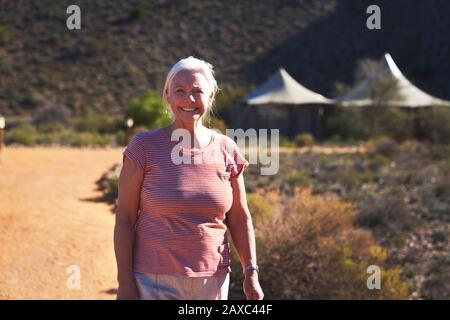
left=226, top=173, right=264, bottom=300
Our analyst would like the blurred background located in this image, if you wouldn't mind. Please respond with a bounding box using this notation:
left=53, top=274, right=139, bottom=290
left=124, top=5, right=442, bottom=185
left=0, top=0, right=449, bottom=299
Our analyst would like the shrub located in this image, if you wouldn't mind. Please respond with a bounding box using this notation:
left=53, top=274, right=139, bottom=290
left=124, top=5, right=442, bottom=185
left=366, top=136, right=398, bottom=157
left=39, top=123, right=65, bottom=134
left=369, top=154, right=390, bottom=170
left=4, top=123, right=37, bottom=146
left=434, top=183, right=450, bottom=200
left=73, top=109, right=118, bottom=134
left=129, top=8, right=149, bottom=21
left=417, top=106, right=450, bottom=144
left=422, top=254, right=450, bottom=299
left=0, top=25, right=10, bottom=45
left=323, top=106, right=370, bottom=141
left=126, top=90, right=172, bottom=129
left=115, top=130, right=125, bottom=146
left=390, top=235, right=407, bottom=248
left=356, top=190, right=418, bottom=235
left=294, top=133, right=314, bottom=148
left=246, top=193, right=276, bottom=227
left=230, top=189, right=411, bottom=299
left=285, top=171, right=310, bottom=190
left=66, top=132, right=112, bottom=147
left=338, top=170, right=374, bottom=190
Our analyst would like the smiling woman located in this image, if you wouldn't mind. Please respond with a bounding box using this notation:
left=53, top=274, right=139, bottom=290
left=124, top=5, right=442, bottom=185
left=114, top=56, right=264, bottom=300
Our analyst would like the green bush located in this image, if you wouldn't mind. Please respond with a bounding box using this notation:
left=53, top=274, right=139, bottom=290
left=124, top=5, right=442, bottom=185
left=126, top=90, right=172, bottom=129
left=323, top=106, right=414, bottom=142
left=39, top=122, right=65, bottom=134
left=369, top=154, right=390, bottom=170
left=294, top=133, right=314, bottom=148
left=417, top=106, right=450, bottom=144
left=246, top=193, right=276, bottom=227
left=367, top=136, right=398, bottom=157
left=73, top=109, right=119, bottom=134
left=285, top=171, right=310, bottom=190
left=338, top=170, right=374, bottom=190
left=66, top=132, right=112, bottom=147
left=0, top=25, right=10, bottom=45
left=5, top=123, right=37, bottom=146
left=390, top=235, right=407, bottom=248
left=106, top=175, right=119, bottom=200
left=129, top=8, right=149, bottom=21
left=35, top=131, right=62, bottom=145
left=115, top=130, right=125, bottom=146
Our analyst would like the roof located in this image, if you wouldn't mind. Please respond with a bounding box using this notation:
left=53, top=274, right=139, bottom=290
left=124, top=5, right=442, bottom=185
left=244, top=67, right=334, bottom=105
left=337, top=53, right=450, bottom=108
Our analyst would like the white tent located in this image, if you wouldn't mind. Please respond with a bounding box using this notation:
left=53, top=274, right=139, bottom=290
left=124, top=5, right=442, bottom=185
left=337, top=53, right=450, bottom=108
left=245, top=67, right=334, bottom=105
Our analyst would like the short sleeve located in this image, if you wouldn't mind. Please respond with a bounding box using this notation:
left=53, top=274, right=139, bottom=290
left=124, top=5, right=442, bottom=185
left=229, top=143, right=249, bottom=179
left=123, top=133, right=146, bottom=170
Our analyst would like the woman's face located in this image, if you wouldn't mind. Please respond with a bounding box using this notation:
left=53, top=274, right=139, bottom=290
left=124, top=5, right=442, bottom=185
left=166, top=69, right=214, bottom=124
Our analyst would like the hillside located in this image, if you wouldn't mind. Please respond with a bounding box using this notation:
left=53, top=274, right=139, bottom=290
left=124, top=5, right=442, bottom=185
left=1, top=0, right=449, bottom=116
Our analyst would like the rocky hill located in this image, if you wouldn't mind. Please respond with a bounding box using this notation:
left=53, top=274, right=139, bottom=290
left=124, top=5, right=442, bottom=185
left=1, top=0, right=449, bottom=116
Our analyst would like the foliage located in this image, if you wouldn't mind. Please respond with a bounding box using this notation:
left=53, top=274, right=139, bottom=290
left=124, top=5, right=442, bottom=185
left=230, top=189, right=411, bottom=299
left=126, top=90, right=172, bottom=129
left=294, top=133, right=314, bottom=148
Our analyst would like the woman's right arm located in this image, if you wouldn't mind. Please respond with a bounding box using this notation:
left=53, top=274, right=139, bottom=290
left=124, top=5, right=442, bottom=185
left=114, top=156, right=144, bottom=300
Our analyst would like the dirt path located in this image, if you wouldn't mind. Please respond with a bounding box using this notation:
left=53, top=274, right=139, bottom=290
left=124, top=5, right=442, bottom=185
left=0, top=146, right=123, bottom=299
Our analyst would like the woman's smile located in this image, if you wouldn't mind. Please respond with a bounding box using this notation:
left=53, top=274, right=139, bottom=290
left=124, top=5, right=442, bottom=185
left=179, top=106, right=199, bottom=112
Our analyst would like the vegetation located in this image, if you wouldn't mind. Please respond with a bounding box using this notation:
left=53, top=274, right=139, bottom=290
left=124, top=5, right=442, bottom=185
left=229, top=189, right=411, bottom=299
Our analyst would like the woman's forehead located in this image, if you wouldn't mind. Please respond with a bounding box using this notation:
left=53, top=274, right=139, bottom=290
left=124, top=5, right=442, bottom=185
left=170, top=69, right=210, bottom=88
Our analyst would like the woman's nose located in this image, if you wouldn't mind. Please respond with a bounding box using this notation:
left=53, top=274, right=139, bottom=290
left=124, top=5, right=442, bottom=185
left=186, top=93, right=195, bottom=102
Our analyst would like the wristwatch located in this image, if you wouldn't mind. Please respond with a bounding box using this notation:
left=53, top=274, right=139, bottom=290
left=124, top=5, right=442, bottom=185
left=245, top=264, right=259, bottom=273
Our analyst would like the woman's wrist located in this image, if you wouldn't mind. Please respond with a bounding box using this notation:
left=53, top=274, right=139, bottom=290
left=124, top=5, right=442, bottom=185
left=244, top=264, right=259, bottom=277
left=117, top=273, right=136, bottom=286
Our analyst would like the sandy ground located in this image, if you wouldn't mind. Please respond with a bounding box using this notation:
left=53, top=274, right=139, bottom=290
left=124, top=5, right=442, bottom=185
left=0, top=146, right=123, bottom=300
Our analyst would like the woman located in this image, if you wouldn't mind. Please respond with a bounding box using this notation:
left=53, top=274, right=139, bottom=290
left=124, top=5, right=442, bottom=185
left=114, top=56, right=264, bottom=300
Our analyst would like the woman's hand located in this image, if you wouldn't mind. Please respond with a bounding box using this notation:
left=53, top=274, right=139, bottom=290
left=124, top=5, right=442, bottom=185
left=243, top=272, right=264, bottom=300
left=117, top=280, right=140, bottom=300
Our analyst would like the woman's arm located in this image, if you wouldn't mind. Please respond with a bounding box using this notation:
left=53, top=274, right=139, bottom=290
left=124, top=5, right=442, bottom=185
left=226, top=174, right=264, bottom=300
left=114, top=156, right=143, bottom=299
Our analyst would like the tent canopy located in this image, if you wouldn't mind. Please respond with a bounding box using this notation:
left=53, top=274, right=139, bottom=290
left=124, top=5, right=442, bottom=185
left=337, top=53, right=450, bottom=108
left=244, top=67, right=334, bottom=105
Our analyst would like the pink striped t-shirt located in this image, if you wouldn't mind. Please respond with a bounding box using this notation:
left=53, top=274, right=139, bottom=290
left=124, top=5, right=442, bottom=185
left=122, top=127, right=249, bottom=277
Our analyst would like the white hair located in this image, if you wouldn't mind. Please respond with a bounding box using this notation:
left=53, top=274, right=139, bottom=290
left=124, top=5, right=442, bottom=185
left=162, top=56, right=218, bottom=117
